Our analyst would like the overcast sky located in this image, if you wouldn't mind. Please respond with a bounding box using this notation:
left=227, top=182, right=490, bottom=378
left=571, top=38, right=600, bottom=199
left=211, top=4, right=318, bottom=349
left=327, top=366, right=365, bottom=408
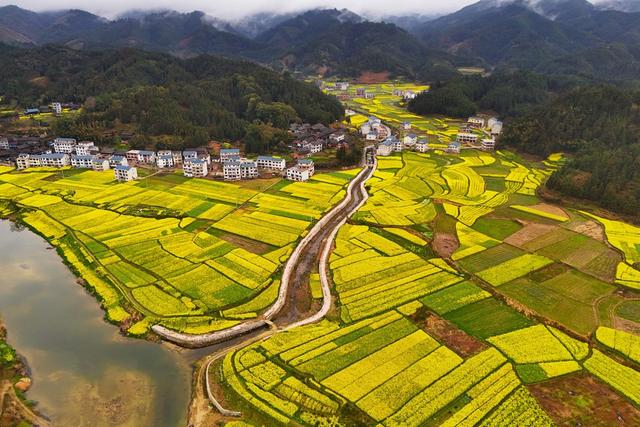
left=0, top=0, right=507, bottom=20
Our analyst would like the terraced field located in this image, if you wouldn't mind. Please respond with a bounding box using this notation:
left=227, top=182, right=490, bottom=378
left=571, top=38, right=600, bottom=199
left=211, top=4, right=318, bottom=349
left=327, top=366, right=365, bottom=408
left=0, top=168, right=359, bottom=335
left=216, top=144, right=640, bottom=425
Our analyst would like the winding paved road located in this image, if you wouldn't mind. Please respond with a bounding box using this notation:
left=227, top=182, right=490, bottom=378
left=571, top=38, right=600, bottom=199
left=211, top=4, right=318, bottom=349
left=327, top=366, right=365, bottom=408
left=152, top=147, right=377, bottom=348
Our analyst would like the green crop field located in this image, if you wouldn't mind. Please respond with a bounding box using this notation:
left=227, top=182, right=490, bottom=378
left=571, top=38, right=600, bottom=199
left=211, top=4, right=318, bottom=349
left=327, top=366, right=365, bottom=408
left=0, top=167, right=358, bottom=334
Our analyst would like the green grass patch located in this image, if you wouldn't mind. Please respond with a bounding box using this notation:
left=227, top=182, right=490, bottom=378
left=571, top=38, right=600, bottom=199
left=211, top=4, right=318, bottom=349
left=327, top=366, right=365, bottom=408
left=444, top=297, right=534, bottom=339
left=515, top=364, right=548, bottom=383
left=420, top=281, right=491, bottom=315
left=458, top=244, right=525, bottom=273
left=472, top=217, right=522, bottom=241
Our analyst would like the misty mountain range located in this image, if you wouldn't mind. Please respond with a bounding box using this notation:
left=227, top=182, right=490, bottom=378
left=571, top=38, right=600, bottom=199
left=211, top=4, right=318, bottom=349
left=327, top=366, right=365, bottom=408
left=1, top=0, right=639, bottom=81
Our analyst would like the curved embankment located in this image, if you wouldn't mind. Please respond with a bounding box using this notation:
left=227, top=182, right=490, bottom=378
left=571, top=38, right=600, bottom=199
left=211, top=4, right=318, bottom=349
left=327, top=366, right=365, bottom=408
left=152, top=154, right=376, bottom=348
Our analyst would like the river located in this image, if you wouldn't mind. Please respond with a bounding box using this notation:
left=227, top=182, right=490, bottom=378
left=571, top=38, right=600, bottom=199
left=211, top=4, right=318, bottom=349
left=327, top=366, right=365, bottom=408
left=0, top=220, right=191, bottom=427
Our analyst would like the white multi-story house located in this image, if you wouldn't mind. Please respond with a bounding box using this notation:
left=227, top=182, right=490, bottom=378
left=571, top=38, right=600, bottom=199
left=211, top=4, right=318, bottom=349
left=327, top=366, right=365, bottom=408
left=51, top=102, right=62, bottom=115
left=286, top=159, right=315, bottom=182
left=220, top=148, right=240, bottom=163
left=223, top=158, right=257, bottom=181
left=360, top=123, right=372, bottom=136
left=75, top=141, right=98, bottom=156
left=240, top=159, right=258, bottom=179
left=109, top=155, right=128, bottom=168
left=125, top=150, right=140, bottom=164
left=457, top=132, right=478, bottom=145
left=336, top=82, right=349, bottom=90
left=17, top=154, right=43, bottom=169
left=404, top=134, right=418, bottom=146
left=40, top=153, right=70, bottom=167
left=468, top=116, right=485, bottom=128
left=223, top=160, right=241, bottom=181
left=156, top=155, right=174, bottom=168
left=71, top=155, right=96, bottom=169
left=16, top=153, right=31, bottom=169
left=376, top=139, right=394, bottom=157
left=53, top=137, right=77, bottom=153
left=308, top=141, right=323, bottom=154
left=183, top=159, right=208, bottom=178
left=402, top=122, right=412, bottom=130
left=415, top=140, right=429, bottom=153
left=446, top=142, right=462, bottom=154
left=365, top=92, right=375, bottom=100
left=257, top=156, right=286, bottom=170
left=183, top=150, right=198, bottom=162
left=92, top=158, right=110, bottom=172
left=114, top=165, right=138, bottom=182
left=172, top=151, right=183, bottom=166
left=137, top=150, right=156, bottom=164
left=481, top=138, right=496, bottom=151
left=0, top=138, right=9, bottom=150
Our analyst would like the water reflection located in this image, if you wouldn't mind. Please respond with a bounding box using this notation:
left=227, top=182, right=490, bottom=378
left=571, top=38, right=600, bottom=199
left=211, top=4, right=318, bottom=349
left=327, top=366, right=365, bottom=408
left=0, top=220, right=190, bottom=426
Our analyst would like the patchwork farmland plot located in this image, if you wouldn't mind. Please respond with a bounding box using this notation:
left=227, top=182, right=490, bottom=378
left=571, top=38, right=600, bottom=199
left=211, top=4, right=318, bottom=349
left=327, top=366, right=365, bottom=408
left=0, top=167, right=357, bottom=334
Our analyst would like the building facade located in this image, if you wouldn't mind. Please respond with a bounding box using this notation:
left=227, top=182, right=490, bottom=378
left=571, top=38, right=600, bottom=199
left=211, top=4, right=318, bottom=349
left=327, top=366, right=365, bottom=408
left=114, top=165, right=138, bottom=182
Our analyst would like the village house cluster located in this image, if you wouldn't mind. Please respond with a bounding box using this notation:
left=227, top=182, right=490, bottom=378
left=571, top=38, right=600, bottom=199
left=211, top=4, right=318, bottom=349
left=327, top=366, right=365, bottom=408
left=289, top=123, right=346, bottom=155
left=455, top=116, right=503, bottom=152
left=9, top=136, right=319, bottom=183
left=360, top=117, right=391, bottom=142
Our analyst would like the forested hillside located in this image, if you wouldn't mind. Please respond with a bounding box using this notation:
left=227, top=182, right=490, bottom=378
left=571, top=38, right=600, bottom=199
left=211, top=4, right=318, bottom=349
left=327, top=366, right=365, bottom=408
left=408, top=72, right=553, bottom=118
left=501, top=85, right=640, bottom=216
left=0, top=45, right=343, bottom=148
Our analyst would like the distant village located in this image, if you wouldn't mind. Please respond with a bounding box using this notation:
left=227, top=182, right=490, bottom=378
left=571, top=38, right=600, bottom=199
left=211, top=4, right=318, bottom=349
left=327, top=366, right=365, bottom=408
left=0, top=121, right=348, bottom=183
left=1, top=92, right=504, bottom=183
left=364, top=114, right=502, bottom=157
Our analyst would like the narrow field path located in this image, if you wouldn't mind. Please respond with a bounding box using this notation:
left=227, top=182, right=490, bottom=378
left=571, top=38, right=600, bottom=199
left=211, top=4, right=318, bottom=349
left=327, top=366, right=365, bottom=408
left=152, top=148, right=377, bottom=348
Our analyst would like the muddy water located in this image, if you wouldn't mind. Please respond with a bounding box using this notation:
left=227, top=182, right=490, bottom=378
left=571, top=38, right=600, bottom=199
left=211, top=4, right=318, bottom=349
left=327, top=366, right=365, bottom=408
left=0, top=220, right=191, bottom=426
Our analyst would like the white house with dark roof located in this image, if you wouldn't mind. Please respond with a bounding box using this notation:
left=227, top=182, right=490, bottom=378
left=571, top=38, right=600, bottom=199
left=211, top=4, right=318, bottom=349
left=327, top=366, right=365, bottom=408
left=109, top=155, right=128, bottom=168
left=481, top=138, right=496, bottom=151
left=114, top=165, right=137, bottom=182
left=16, top=153, right=32, bottom=169
left=415, top=140, right=429, bottom=153
left=402, top=121, right=412, bottom=130
left=403, top=134, right=418, bottom=146
left=75, top=141, right=98, bottom=156
left=53, top=137, right=77, bottom=153
left=156, top=155, right=174, bottom=168
left=286, top=159, right=315, bottom=182
left=220, top=148, right=240, bottom=163
left=456, top=132, right=478, bottom=145
left=92, top=158, right=110, bottom=172
left=71, top=155, right=96, bottom=169
left=376, top=139, right=394, bottom=157
left=183, top=159, right=208, bottom=178
left=447, top=142, right=462, bottom=154
left=137, top=150, right=156, bottom=164
left=223, top=158, right=257, bottom=181
left=257, top=156, right=286, bottom=170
